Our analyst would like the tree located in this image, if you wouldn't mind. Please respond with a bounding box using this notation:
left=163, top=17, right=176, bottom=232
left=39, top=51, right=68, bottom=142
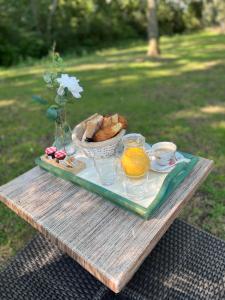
left=30, top=0, right=40, bottom=33
left=203, top=0, right=225, bottom=32
left=47, top=0, right=58, bottom=42
left=147, top=0, right=160, bottom=56
left=215, top=0, right=225, bottom=33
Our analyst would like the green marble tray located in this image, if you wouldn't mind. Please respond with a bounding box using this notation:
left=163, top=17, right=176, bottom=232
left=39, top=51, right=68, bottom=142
left=35, top=152, right=199, bottom=219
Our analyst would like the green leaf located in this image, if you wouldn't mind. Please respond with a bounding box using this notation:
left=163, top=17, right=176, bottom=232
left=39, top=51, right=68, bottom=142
left=46, top=105, right=59, bottom=121
left=43, top=72, right=52, bottom=84
left=32, top=95, right=48, bottom=105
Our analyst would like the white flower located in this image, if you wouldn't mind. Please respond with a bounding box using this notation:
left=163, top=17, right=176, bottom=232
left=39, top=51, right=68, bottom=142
left=56, top=74, right=83, bottom=99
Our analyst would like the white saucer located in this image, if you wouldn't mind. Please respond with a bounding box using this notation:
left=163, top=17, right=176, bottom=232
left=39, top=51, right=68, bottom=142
left=150, top=152, right=185, bottom=173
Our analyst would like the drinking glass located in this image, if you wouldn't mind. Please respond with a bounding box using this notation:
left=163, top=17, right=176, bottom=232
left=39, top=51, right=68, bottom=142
left=115, top=156, right=152, bottom=200
left=93, top=155, right=117, bottom=186
left=123, top=171, right=153, bottom=200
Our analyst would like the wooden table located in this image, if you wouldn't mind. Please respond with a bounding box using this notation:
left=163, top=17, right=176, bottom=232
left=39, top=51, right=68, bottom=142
left=0, top=157, right=213, bottom=293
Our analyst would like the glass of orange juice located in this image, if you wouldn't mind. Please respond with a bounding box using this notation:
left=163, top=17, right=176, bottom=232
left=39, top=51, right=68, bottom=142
left=121, top=134, right=150, bottom=178
left=121, top=134, right=151, bottom=199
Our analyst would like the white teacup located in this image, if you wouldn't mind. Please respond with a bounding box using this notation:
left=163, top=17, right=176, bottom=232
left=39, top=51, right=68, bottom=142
left=151, top=142, right=177, bottom=166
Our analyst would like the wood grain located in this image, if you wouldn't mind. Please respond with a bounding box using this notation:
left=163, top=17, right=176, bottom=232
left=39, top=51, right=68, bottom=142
left=41, top=155, right=85, bottom=174
left=0, top=158, right=213, bottom=293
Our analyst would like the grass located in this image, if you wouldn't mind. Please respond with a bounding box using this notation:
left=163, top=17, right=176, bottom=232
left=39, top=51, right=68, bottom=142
left=0, top=29, right=225, bottom=266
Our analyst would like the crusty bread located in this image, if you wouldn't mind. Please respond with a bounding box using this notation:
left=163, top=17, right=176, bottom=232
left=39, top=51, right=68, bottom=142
left=102, top=116, right=112, bottom=129
left=118, top=115, right=128, bottom=129
left=82, top=115, right=103, bottom=141
left=111, top=113, right=119, bottom=124
left=81, top=113, right=128, bottom=143
left=93, top=123, right=123, bottom=142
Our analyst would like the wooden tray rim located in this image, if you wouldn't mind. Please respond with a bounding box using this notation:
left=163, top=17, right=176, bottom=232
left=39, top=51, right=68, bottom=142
left=35, top=150, right=199, bottom=219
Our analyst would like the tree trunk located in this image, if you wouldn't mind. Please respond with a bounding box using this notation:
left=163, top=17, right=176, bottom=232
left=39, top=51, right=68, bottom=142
left=147, top=0, right=160, bottom=57
left=47, top=0, right=58, bottom=42
left=220, top=21, right=225, bottom=33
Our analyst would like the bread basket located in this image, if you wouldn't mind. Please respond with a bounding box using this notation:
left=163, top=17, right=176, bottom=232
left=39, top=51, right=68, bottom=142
left=72, top=114, right=126, bottom=158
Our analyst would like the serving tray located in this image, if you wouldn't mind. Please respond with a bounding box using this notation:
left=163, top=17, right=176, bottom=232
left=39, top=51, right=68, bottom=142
left=35, top=150, right=199, bottom=219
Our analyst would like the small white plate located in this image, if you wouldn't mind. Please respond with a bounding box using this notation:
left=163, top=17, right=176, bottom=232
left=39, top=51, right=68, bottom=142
left=150, top=152, right=185, bottom=173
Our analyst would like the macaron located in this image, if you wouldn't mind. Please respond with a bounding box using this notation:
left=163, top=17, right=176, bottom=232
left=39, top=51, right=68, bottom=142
left=55, top=150, right=67, bottom=162
left=45, top=146, right=57, bottom=158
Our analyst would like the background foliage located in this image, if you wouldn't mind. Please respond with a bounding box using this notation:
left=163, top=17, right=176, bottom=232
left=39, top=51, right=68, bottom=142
left=0, top=0, right=224, bottom=66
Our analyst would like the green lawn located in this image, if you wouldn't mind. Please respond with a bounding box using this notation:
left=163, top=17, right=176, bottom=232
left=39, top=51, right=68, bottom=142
left=0, top=29, right=225, bottom=266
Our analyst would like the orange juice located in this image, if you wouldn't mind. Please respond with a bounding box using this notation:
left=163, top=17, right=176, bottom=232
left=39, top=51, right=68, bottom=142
left=121, top=147, right=150, bottom=178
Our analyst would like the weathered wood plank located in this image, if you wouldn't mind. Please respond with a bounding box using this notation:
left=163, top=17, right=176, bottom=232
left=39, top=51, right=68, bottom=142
left=0, top=158, right=213, bottom=292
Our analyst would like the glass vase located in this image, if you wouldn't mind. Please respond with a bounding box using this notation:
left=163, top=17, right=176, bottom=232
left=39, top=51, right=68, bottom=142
left=53, top=108, right=76, bottom=156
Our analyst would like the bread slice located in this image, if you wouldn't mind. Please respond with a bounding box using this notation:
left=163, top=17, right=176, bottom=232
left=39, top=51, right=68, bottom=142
left=93, top=123, right=123, bottom=142
left=82, top=115, right=103, bottom=141
left=118, top=115, right=128, bottom=129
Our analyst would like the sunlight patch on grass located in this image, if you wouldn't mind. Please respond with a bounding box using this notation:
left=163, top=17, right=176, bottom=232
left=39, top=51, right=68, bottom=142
left=171, top=109, right=204, bottom=119
left=178, top=60, right=221, bottom=74
left=13, top=79, right=37, bottom=87
left=0, top=66, right=45, bottom=80
left=67, top=63, right=115, bottom=72
left=98, top=44, right=146, bottom=56
left=201, top=105, right=225, bottom=114
left=0, top=99, right=16, bottom=107
left=172, top=104, right=225, bottom=120
left=99, top=78, right=118, bottom=85
left=211, top=121, right=225, bottom=129
left=132, top=61, right=163, bottom=68
left=100, top=74, right=139, bottom=85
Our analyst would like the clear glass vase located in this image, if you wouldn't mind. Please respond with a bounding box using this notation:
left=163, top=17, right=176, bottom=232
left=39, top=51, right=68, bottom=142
left=53, top=108, right=76, bottom=156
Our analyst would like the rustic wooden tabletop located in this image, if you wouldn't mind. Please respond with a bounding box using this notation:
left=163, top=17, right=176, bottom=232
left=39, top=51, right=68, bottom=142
left=0, top=157, right=213, bottom=293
